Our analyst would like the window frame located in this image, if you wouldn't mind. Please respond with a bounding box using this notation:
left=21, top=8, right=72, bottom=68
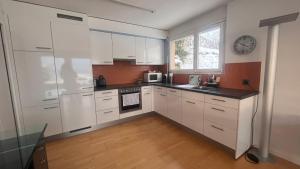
left=169, top=22, right=225, bottom=74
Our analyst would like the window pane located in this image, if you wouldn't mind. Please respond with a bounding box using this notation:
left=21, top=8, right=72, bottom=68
left=170, top=35, right=194, bottom=70
left=198, top=26, right=221, bottom=70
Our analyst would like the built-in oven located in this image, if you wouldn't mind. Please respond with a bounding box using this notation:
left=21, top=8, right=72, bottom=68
left=119, top=87, right=142, bottom=113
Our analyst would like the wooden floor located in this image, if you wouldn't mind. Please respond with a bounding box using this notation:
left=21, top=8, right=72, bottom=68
left=46, top=114, right=300, bottom=169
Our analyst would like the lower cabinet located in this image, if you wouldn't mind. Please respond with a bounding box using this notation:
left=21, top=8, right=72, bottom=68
left=153, top=90, right=167, bottom=117
left=166, top=93, right=182, bottom=123
left=59, top=92, right=96, bottom=132
left=96, top=108, right=119, bottom=124
left=142, top=86, right=153, bottom=113
left=22, top=104, right=62, bottom=137
left=182, top=98, right=204, bottom=134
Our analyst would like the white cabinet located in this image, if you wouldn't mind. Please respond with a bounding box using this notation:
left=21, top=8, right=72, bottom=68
left=135, top=37, right=146, bottom=65
left=60, top=92, right=96, bottom=132
left=153, top=90, right=167, bottom=117
left=166, top=91, right=182, bottom=123
left=13, top=51, right=58, bottom=107
left=146, top=38, right=164, bottom=65
left=7, top=1, right=54, bottom=52
left=182, top=98, right=204, bottom=133
left=142, top=86, right=153, bottom=113
left=90, top=31, right=113, bottom=65
left=112, top=34, right=135, bottom=59
left=95, top=90, right=119, bottom=124
left=52, top=20, right=94, bottom=95
left=22, top=104, right=62, bottom=137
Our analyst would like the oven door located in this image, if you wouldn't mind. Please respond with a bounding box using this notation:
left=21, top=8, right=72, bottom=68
left=119, top=92, right=141, bottom=113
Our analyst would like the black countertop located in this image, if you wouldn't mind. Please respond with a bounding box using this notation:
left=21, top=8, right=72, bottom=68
left=94, top=83, right=258, bottom=100
left=0, top=124, right=47, bottom=169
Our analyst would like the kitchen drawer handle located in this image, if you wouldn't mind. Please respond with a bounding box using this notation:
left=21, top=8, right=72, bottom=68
left=144, top=93, right=151, bottom=95
left=136, top=61, right=144, bottom=63
left=103, top=61, right=113, bottom=63
left=42, top=98, right=57, bottom=101
left=212, top=98, right=226, bottom=102
left=103, top=98, right=112, bottom=101
left=211, top=107, right=225, bottom=112
left=160, top=94, right=167, bottom=97
left=44, top=106, right=58, bottom=110
left=186, top=101, right=196, bottom=104
left=211, top=125, right=224, bottom=132
left=82, top=87, right=93, bottom=90
left=82, top=94, right=93, bottom=96
left=102, top=91, right=112, bottom=94
left=169, top=90, right=177, bottom=93
left=103, top=111, right=113, bottom=114
left=128, top=56, right=135, bottom=58
left=36, top=47, right=52, bottom=50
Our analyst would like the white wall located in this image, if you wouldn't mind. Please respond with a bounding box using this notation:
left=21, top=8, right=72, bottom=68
left=168, top=6, right=227, bottom=40
left=226, top=0, right=300, bottom=165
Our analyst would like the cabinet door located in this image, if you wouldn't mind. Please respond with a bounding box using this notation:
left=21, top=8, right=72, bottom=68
left=146, top=39, right=164, bottom=65
left=52, top=20, right=94, bottom=95
left=167, top=94, right=182, bottom=123
left=14, top=51, right=58, bottom=107
left=135, top=37, right=146, bottom=65
left=154, top=92, right=167, bottom=117
left=7, top=1, right=53, bottom=51
left=90, top=31, right=113, bottom=65
left=22, top=104, right=62, bottom=137
left=142, top=90, right=152, bottom=113
left=182, top=98, right=204, bottom=133
left=112, top=34, right=135, bottom=59
left=60, top=92, right=96, bottom=132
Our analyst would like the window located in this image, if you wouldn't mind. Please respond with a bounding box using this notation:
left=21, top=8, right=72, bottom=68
left=169, top=23, right=224, bottom=73
left=170, top=35, right=194, bottom=70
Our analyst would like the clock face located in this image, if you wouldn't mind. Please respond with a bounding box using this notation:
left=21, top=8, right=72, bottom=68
left=233, top=35, right=256, bottom=55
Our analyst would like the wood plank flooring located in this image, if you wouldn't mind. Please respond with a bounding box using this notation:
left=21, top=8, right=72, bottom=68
left=46, top=114, right=300, bottom=169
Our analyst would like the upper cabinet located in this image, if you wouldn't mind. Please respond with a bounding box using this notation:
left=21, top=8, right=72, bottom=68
left=135, top=37, right=146, bottom=65
left=112, top=34, right=135, bottom=60
left=7, top=1, right=54, bottom=52
left=146, top=39, right=164, bottom=65
left=90, top=31, right=113, bottom=65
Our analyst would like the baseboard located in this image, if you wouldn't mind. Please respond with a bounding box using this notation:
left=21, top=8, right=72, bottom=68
left=270, top=148, right=300, bottom=166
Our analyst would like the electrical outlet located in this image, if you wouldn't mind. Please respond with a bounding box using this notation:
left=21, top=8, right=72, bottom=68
left=242, top=79, right=250, bottom=86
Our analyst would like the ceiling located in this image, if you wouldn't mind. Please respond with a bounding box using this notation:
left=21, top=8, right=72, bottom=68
left=17, top=0, right=231, bottom=30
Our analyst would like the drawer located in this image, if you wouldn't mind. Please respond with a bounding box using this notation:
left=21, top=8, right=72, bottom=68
left=204, top=103, right=238, bottom=130
left=97, top=108, right=119, bottom=124
left=182, top=90, right=204, bottom=101
left=205, top=95, right=239, bottom=109
left=95, top=96, right=119, bottom=111
left=167, top=88, right=181, bottom=96
left=153, top=86, right=166, bottom=93
left=95, top=90, right=118, bottom=98
left=204, top=120, right=236, bottom=149
left=142, top=86, right=152, bottom=93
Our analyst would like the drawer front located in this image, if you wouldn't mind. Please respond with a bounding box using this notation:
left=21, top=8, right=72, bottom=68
left=142, top=86, right=152, bottom=93
left=204, top=103, right=238, bottom=130
left=182, top=90, right=204, bottom=101
left=205, top=95, right=239, bottom=109
left=167, top=88, right=182, bottom=96
left=97, top=108, right=119, bottom=124
left=142, top=92, right=152, bottom=108
left=204, top=120, right=236, bottom=149
left=153, top=86, right=166, bottom=93
left=95, top=96, right=119, bottom=110
left=95, top=90, right=118, bottom=98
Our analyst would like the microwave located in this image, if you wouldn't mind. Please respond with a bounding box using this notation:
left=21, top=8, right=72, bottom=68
left=144, top=72, right=162, bottom=83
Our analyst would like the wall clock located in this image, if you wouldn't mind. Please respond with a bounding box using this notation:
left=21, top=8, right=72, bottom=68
left=233, top=35, right=256, bottom=55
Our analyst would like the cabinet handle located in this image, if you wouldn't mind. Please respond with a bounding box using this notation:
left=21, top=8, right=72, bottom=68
left=103, top=61, right=113, bottom=64
left=186, top=101, right=195, bottom=104
left=128, top=56, right=135, bottom=58
left=82, top=94, right=93, bottom=96
left=102, top=92, right=112, bottom=94
left=82, top=87, right=93, bottom=90
left=211, top=107, right=225, bottom=112
left=144, top=93, right=151, bottom=95
left=103, top=111, right=113, bottom=114
left=160, top=94, right=166, bottom=97
left=169, top=90, right=176, bottom=93
left=103, top=98, right=112, bottom=101
left=44, top=106, right=58, bottom=110
left=42, top=98, right=57, bottom=101
left=212, top=98, right=226, bottom=102
left=36, top=47, right=52, bottom=50
left=211, top=125, right=224, bottom=132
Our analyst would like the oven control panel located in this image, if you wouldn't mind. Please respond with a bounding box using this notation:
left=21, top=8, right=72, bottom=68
left=119, top=87, right=141, bottom=94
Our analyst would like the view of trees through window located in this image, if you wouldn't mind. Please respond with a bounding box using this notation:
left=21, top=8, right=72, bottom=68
left=171, top=35, right=194, bottom=70
left=198, top=26, right=221, bottom=69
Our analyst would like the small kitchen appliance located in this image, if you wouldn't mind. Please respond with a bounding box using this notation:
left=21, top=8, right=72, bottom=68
left=144, top=72, right=162, bottom=83
left=96, top=75, right=106, bottom=87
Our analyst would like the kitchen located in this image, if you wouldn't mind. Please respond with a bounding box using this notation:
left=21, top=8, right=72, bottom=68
left=0, top=0, right=299, bottom=169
